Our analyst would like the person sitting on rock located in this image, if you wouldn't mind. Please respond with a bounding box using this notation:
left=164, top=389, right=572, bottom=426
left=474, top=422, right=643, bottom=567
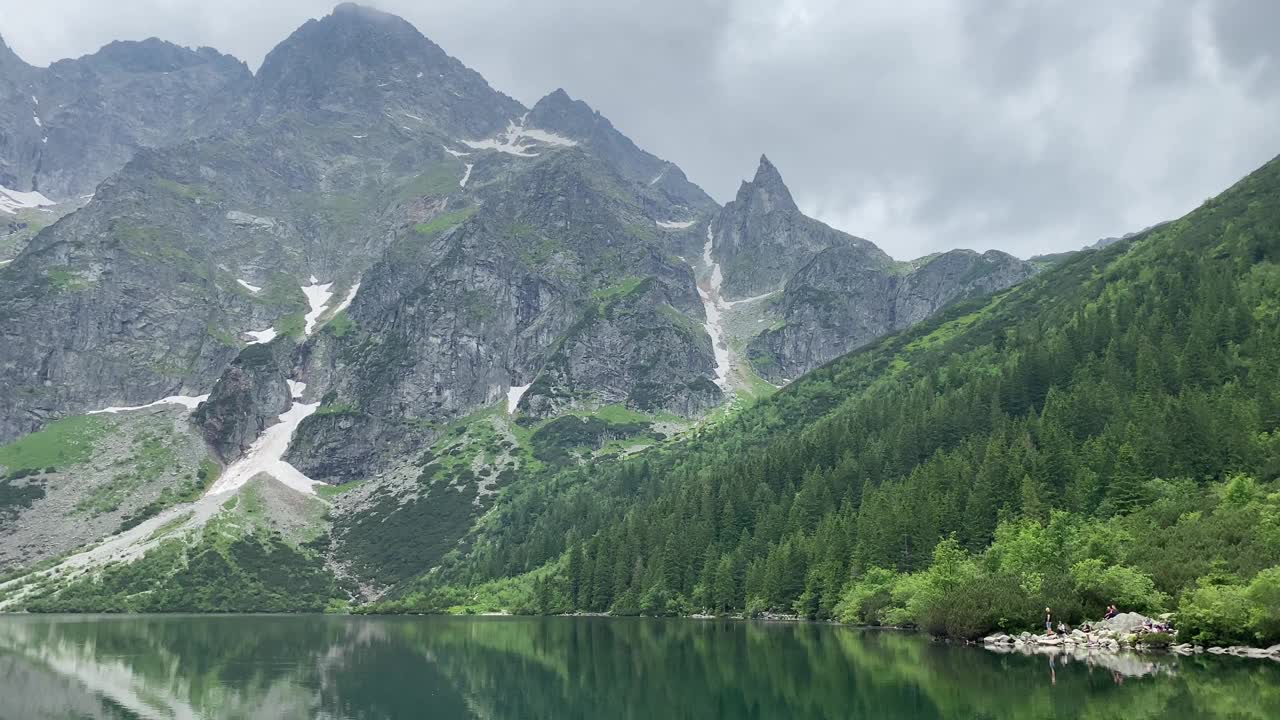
left=1104, top=604, right=1118, bottom=619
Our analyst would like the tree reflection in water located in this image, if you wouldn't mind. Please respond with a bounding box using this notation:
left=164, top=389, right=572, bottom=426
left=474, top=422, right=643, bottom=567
left=0, top=616, right=1277, bottom=720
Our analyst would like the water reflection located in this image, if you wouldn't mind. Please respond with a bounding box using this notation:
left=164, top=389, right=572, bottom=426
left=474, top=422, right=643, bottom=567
left=0, top=615, right=1277, bottom=720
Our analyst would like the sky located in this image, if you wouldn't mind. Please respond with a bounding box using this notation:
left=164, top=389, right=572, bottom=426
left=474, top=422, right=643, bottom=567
left=2, top=0, right=1279, bottom=259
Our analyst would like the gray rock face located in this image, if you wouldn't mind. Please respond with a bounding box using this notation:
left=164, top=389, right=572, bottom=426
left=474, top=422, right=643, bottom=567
left=713, top=155, right=893, bottom=299
left=0, top=121, right=436, bottom=442
left=526, top=88, right=717, bottom=217
left=523, top=277, right=721, bottom=418
left=285, top=149, right=715, bottom=484
left=748, top=247, right=1035, bottom=381
left=251, top=3, right=522, bottom=137
left=0, top=34, right=250, bottom=198
left=192, top=342, right=294, bottom=462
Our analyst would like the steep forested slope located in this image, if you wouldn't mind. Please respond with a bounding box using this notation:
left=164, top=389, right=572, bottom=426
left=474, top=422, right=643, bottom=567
left=403, top=153, right=1280, bottom=643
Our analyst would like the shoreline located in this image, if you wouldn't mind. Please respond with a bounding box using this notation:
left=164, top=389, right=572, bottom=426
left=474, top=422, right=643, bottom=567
left=5, top=609, right=1279, bottom=662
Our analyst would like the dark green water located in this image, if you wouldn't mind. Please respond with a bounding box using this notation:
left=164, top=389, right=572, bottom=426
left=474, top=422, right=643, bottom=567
left=1, top=615, right=1277, bottom=719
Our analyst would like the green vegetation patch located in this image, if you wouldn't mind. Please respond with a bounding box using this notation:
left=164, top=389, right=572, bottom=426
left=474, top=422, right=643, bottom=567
left=414, top=207, right=478, bottom=237
left=325, top=310, right=356, bottom=337
left=22, top=528, right=339, bottom=613
left=45, top=267, right=90, bottom=292
left=529, top=415, right=658, bottom=466
left=398, top=163, right=465, bottom=200
left=0, top=415, right=111, bottom=473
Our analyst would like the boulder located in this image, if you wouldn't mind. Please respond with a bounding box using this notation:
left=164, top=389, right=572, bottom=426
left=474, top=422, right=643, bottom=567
left=1099, top=612, right=1151, bottom=634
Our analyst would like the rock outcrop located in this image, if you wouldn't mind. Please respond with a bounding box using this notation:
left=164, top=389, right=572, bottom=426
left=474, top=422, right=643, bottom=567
left=748, top=247, right=1035, bottom=381
left=193, top=342, right=295, bottom=462
left=712, top=155, right=892, bottom=299
left=523, top=277, right=721, bottom=418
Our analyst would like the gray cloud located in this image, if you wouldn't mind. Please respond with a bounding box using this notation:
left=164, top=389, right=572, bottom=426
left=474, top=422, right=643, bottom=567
left=2, top=0, right=1278, bottom=259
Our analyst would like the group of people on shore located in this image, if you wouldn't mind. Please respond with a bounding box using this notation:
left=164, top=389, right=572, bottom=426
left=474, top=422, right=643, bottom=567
left=1043, top=604, right=1155, bottom=636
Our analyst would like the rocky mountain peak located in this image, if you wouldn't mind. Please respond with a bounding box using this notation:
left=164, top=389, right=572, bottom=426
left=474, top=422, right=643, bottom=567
left=525, top=87, right=717, bottom=214
left=75, top=38, right=242, bottom=74
left=735, top=154, right=798, bottom=214
left=528, top=88, right=599, bottom=132
left=252, top=3, right=522, bottom=135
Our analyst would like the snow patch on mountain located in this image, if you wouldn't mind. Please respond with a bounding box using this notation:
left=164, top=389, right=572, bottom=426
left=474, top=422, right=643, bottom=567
left=236, top=279, right=261, bottom=293
left=302, top=280, right=334, bottom=335
left=0, top=185, right=55, bottom=215
left=460, top=163, right=474, bottom=188
left=244, top=328, right=277, bottom=345
left=206, top=381, right=321, bottom=497
left=462, top=115, right=577, bottom=157
left=88, top=394, right=210, bottom=415
left=657, top=220, right=695, bottom=229
left=697, top=226, right=733, bottom=389
left=507, top=383, right=532, bottom=414
left=331, top=282, right=360, bottom=316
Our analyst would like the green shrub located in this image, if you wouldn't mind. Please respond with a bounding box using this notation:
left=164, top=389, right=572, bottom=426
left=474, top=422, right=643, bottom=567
left=1245, top=566, right=1280, bottom=644
left=1070, top=559, right=1167, bottom=617
left=1139, top=631, right=1174, bottom=647
left=834, top=567, right=901, bottom=625
left=1177, top=579, right=1255, bottom=646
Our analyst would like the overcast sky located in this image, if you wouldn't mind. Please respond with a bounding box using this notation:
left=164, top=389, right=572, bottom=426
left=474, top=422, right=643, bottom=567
left=3, top=0, right=1278, bottom=259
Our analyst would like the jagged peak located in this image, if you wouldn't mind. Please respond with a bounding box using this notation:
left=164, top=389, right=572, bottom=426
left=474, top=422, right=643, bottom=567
left=734, top=153, right=798, bottom=213
left=530, top=87, right=603, bottom=123
left=543, top=87, right=574, bottom=104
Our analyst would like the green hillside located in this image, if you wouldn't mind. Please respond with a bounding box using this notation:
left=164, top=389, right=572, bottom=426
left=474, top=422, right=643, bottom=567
left=391, top=154, right=1280, bottom=644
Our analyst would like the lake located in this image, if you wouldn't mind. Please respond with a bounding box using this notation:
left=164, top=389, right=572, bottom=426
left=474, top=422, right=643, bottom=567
left=1, top=615, right=1277, bottom=719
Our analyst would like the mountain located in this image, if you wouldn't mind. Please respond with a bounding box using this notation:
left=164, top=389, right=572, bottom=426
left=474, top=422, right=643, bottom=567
left=525, top=88, right=717, bottom=218
left=704, top=156, right=1035, bottom=381
left=251, top=2, right=521, bottom=136
left=0, top=33, right=250, bottom=199
left=711, top=155, right=892, bottom=299
left=395, top=151, right=1280, bottom=642
left=748, top=245, right=1035, bottom=381
left=0, top=5, right=1063, bottom=611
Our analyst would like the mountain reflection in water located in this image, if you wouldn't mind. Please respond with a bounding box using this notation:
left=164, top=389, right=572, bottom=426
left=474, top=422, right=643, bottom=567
left=1, top=615, right=1277, bottom=720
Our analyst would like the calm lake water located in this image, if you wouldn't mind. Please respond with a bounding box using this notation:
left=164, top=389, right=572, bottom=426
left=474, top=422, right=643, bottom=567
left=1, top=615, right=1277, bottom=719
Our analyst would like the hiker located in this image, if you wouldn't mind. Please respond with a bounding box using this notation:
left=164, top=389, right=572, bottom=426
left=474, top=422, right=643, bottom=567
left=1045, top=607, right=1053, bottom=634
left=1057, top=621, right=1069, bottom=634
left=1104, top=604, right=1118, bottom=619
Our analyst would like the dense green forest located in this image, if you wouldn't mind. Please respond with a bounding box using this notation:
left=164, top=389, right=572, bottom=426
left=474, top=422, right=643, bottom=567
left=374, top=154, right=1280, bottom=645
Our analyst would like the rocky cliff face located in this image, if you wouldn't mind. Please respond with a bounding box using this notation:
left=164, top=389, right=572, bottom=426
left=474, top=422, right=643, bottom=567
left=0, top=34, right=250, bottom=199
left=522, top=276, right=720, bottom=418
left=747, top=247, right=1036, bottom=381
left=525, top=89, right=717, bottom=218
left=712, top=155, right=894, bottom=299
left=192, top=342, right=295, bottom=462
left=284, top=148, right=716, bottom=484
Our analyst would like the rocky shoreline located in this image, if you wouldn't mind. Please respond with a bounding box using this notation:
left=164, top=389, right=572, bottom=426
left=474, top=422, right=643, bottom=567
left=982, top=613, right=1280, bottom=661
